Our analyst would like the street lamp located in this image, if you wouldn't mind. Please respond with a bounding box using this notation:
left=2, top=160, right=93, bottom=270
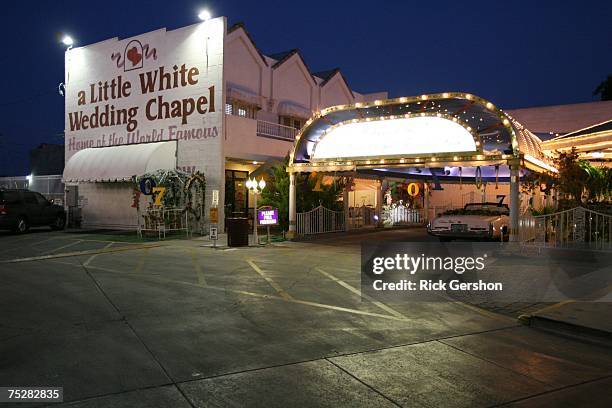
left=198, top=9, right=211, bottom=21
left=61, top=35, right=74, bottom=49
left=246, top=177, right=266, bottom=245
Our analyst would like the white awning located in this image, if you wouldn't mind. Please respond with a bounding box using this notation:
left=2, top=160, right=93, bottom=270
left=227, top=83, right=262, bottom=107
left=63, top=141, right=177, bottom=182
left=277, top=101, right=312, bottom=119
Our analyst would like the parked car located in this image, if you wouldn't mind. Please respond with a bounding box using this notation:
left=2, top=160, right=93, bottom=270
left=427, top=202, right=509, bottom=242
left=0, top=189, right=66, bottom=233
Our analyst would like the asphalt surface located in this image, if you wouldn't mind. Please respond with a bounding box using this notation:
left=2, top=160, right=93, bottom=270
left=0, top=227, right=611, bottom=407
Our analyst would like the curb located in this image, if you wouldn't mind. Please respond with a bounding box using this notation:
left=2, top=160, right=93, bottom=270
left=518, top=314, right=612, bottom=347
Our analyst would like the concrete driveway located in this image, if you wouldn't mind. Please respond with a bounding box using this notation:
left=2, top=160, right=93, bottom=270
left=0, top=229, right=610, bottom=407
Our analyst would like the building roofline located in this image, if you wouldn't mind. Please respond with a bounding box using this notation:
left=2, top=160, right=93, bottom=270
left=507, top=99, right=612, bottom=111
left=269, top=49, right=318, bottom=85
left=314, top=68, right=354, bottom=98
left=227, top=22, right=269, bottom=67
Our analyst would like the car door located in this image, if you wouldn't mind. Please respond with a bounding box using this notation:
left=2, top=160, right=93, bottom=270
left=35, top=192, right=56, bottom=224
left=23, top=192, right=43, bottom=226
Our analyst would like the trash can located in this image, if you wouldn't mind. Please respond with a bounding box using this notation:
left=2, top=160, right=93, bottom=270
left=226, top=217, right=249, bottom=247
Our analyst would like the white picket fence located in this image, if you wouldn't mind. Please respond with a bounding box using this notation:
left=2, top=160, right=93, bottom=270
left=385, top=205, right=422, bottom=225
left=296, top=205, right=345, bottom=235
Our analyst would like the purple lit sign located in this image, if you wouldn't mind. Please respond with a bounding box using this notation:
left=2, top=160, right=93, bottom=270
left=257, top=208, right=278, bottom=226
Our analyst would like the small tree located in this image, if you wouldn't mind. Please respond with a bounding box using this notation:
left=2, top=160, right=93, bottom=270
left=259, top=156, right=345, bottom=230
left=555, top=148, right=588, bottom=203
left=522, top=148, right=611, bottom=210
left=593, top=74, right=612, bottom=101
left=580, top=161, right=612, bottom=202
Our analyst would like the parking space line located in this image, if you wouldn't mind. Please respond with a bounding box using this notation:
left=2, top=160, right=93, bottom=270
left=188, top=248, right=207, bottom=285
left=246, top=259, right=293, bottom=301
left=50, top=259, right=407, bottom=322
left=30, top=236, right=69, bottom=247
left=83, top=242, right=114, bottom=266
left=1, top=244, right=161, bottom=263
left=42, top=239, right=84, bottom=254
left=314, top=267, right=407, bottom=320
left=134, top=248, right=149, bottom=273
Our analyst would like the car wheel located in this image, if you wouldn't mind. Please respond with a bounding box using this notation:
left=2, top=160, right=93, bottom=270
left=14, top=217, right=29, bottom=234
left=51, top=214, right=66, bottom=231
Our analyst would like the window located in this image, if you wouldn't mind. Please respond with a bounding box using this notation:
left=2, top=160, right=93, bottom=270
left=280, top=116, right=304, bottom=130
left=0, top=191, right=20, bottom=204
left=225, top=100, right=257, bottom=119
left=23, top=192, right=37, bottom=204
left=34, top=192, right=48, bottom=205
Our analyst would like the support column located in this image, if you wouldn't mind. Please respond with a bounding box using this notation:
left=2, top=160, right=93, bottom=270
left=424, top=182, right=430, bottom=222
left=375, top=180, right=383, bottom=226
left=343, top=181, right=350, bottom=231
left=287, top=172, right=297, bottom=239
left=509, top=160, right=520, bottom=242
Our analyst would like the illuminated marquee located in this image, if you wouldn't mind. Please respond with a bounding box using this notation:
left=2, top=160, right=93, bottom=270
left=311, top=116, right=478, bottom=159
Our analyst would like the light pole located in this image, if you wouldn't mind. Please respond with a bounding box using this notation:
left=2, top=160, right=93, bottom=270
left=246, top=178, right=266, bottom=245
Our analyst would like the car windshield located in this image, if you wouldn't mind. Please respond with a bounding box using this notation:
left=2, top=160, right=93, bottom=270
left=443, top=204, right=509, bottom=216
left=0, top=191, right=20, bottom=204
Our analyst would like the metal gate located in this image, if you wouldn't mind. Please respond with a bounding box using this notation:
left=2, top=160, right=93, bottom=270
left=296, top=205, right=345, bottom=235
left=521, top=207, right=612, bottom=250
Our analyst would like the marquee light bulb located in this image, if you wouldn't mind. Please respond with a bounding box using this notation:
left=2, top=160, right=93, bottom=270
left=198, top=9, right=212, bottom=21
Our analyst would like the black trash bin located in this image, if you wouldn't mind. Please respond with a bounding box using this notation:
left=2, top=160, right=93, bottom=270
left=226, top=218, right=249, bottom=247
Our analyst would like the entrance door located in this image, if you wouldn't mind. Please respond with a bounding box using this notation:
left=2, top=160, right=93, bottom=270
left=224, top=170, right=249, bottom=228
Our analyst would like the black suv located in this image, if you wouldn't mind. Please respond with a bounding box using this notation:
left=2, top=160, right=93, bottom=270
left=0, top=189, right=66, bottom=233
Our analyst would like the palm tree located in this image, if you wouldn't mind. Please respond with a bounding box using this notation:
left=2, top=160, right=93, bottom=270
left=593, top=75, right=612, bottom=101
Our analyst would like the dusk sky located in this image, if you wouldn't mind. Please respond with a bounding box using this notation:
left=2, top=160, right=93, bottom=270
left=1, top=0, right=610, bottom=175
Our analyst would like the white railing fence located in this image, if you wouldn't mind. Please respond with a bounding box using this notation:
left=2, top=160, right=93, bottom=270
left=256, top=120, right=298, bottom=141
left=0, top=175, right=65, bottom=204
left=384, top=205, right=423, bottom=225
left=138, top=208, right=189, bottom=239
left=297, top=205, right=344, bottom=235
left=521, top=207, right=612, bottom=250
left=519, top=212, right=537, bottom=243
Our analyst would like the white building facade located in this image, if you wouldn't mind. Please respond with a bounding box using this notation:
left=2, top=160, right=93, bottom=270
left=63, top=18, right=386, bottom=230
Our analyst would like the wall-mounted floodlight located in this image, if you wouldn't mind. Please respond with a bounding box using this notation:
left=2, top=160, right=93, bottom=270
left=198, top=9, right=211, bottom=21
left=61, top=35, right=74, bottom=47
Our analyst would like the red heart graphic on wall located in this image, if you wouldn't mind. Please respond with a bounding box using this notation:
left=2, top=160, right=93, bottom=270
left=126, top=46, right=142, bottom=66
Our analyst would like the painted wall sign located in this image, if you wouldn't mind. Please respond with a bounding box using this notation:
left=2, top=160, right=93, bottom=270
left=257, top=207, right=278, bottom=226
left=64, top=18, right=227, bottom=229
left=64, top=19, right=225, bottom=161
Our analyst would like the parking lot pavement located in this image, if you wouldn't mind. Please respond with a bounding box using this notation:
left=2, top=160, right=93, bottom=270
left=0, top=229, right=610, bottom=407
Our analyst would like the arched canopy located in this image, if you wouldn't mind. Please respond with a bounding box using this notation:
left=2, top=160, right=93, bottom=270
left=288, top=92, right=554, bottom=174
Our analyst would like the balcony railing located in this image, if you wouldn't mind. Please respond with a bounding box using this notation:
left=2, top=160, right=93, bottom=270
left=256, top=120, right=298, bottom=141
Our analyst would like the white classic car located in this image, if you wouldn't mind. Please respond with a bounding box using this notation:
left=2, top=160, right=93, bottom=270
left=427, top=203, right=509, bottom=242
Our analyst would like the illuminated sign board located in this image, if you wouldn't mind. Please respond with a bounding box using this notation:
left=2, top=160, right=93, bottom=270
left=311, top=116, right=477, bottom=159
left=257, top=208, right=278, bottom=226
